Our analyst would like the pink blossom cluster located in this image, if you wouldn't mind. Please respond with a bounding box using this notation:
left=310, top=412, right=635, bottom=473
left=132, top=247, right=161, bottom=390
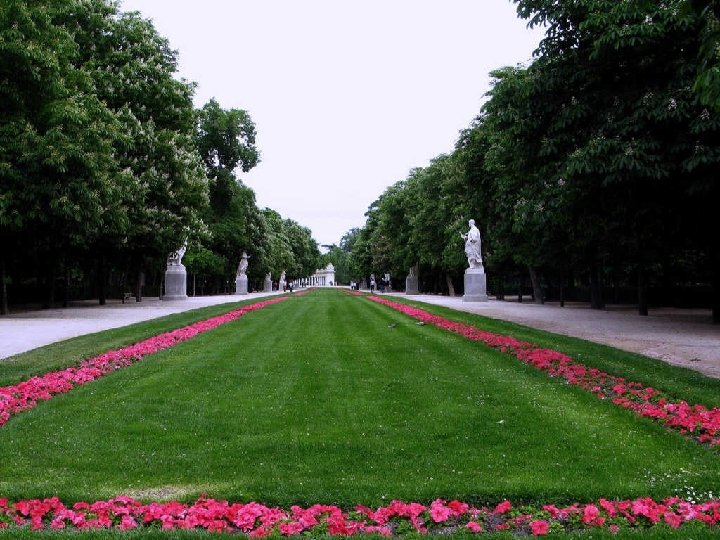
left=0, top=297, right=289, bottom=428
left=0, top=496, right=718, bottom=536
left=366, top=295, right=720, bottom=446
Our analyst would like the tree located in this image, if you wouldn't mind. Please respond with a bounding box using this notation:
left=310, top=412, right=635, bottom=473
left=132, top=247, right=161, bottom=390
left=689, top=0, right=720, bottom=109
left=69, top=3, right=209, bottom=300
left=0, top=0, right=130, bottom=307
left=192, top=98, right=264, bottom=292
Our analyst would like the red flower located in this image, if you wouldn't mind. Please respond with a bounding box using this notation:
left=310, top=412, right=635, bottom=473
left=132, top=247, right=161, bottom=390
left=494, top=500, right=512, bottom=514
left=530, top=519, right=550, bottom=535
left=466, top=521, right=483, bottom=533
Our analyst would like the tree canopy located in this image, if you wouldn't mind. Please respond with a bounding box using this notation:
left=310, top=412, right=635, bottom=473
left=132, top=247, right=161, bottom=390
left=0, top=0, right=319, bottom=311
left=346, top=0, right=720, bottom=322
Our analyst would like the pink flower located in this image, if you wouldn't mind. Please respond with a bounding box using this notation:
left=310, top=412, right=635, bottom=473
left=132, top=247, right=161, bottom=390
left=664, top=512, right=681, bottom=529
left=582, top=504, right=600, bottom=525
left=430, top=499, right=451, bottom=523
left=278, top=521, right=305, bottom=535
left=494, top=500, right=512, bottom=515
left=466, top=521, right=483, bottom=533
left=530, top=519, right=549, bottom=535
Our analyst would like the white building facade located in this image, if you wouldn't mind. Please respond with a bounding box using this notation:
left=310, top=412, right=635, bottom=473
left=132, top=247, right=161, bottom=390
left=295, top=263, right=336, bottom=287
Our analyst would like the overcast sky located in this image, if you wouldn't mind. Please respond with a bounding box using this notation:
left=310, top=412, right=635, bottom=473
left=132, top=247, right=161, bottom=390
left=119, top=0, right=544, bottom=246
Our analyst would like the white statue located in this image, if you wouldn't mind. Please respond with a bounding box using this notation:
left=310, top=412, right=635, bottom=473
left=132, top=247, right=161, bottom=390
left=167, top=244, right=187, bottom=267
left=279, top=270, right=287, bottom=290
left=237, top=251, right=250, bottom=276
left=461, top=219, right=483, bottom=270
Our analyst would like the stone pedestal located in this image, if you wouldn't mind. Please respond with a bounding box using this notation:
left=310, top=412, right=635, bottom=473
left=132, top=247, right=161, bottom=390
left=405, top=275, right=419, bottom=295
left=235, top=275, right=248, bottom=295
left=463, top=269, right=488, bottom=302
left=263, top=276, right=272, bottom=292
left=162, top=265, right=187, bottom=300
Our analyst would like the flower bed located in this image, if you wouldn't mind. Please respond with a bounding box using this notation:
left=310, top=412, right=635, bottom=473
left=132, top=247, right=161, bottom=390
left=365, top=295, right=720, bottom=447
left=0, top=496, right=718, bottom=536
left=0, top=297, right=289, bottom=428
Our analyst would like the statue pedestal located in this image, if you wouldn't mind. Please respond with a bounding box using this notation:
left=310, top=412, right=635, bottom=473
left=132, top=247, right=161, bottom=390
left=235, top=275, right=248, bottom=295
left=263, top=278, right=272, bottom=292
left=162, top=265, right=187, bottom=300
left=463, top=269, right=488, bottom=302
left=405, top=275, right=419, bottom=295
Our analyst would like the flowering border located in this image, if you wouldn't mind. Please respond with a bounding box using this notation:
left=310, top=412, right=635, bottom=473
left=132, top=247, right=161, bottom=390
left=0, top=496, right=718, bottom=536
left=0, top=296, right=289, bottom=428
left=363, top=294, right=720, bottom=447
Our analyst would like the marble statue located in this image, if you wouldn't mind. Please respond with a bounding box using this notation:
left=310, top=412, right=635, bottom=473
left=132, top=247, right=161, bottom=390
left=237, top=251, right=250, bottom=276
left=461, top=219, right=483, bottom=270
left=167, top=244, right=186, bottom=267
left=163, top=243, right=188, bottom=300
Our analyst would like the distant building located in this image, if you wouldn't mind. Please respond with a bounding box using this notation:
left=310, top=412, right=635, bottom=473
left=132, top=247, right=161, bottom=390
left=296, top=263, right=335, bottom=287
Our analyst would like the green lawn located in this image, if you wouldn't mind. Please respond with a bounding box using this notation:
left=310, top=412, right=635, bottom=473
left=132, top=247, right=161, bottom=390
left=0, top=289, right=718, bottom=513
left=386, top=295, right=720, bottom=409
left=0, top=298, right=271, bottom=386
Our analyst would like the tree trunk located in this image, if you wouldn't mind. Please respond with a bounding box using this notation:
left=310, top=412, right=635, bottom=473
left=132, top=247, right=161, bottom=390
left=559, top=284, right=565, bottom=307
left=0, top=258, right=7, bottom=315
left=518, top=276, right=523, bottom=304
left=589, top=261, right=605, bottom=310
left=62, top=265, right=70, bottom=309
left=528, top=266, right=544, bottom=304
left=637, top=264, right=648, bottom=316
left=446, top=274, right=456, bottom=297
left=495, top=275, right=505, bottom=300
left=193, top=273, right=196, bottom=297
left=712, top=254, right=720, bottom=324
left=98, top=256, right=107, bottom=306
left=45, top=261, right=56, bottom=309
left=135, top=269, right=143, bottom=302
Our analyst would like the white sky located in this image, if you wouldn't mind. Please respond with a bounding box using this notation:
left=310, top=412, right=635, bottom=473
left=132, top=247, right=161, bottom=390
left=119, top=0, right=544, bottom=246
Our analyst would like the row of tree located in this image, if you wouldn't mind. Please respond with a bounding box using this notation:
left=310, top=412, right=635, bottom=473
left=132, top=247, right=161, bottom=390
left=345, top=0, right=720, bottom=322
left=0, top=0, right=320, bottom=313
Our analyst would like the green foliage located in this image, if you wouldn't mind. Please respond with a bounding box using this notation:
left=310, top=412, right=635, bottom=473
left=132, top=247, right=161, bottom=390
left=196, top=98, right=259, bottom=173
left=347, top=0, right=720, bottom=313
left=0, top=1, right=317, bottom=306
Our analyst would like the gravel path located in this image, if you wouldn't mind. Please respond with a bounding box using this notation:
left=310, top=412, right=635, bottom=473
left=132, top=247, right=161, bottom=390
left=1, top=290, right=719, bottom=379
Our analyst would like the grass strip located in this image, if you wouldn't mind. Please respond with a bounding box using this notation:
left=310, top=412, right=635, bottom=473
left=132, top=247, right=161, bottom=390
left=361, top=294, right=720, bottom=447
left=0, top=297, right=288, bottom=387
left=378, top=294, right=720, bottom=409
left=0, top=297, right=288, bottom=427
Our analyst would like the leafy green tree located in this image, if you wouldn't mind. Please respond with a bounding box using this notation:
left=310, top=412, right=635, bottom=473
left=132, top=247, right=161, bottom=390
left=504, top=0, right=719, bottom=316
left=282, top=218, right=320, bottom=280
left=0, top=0, right=130, bottom=307
left=70, top=2, right=208, bottom=300
left=320, top=245, right=350, bottom=285
left=689, top=0, right=720, bottom=109
left=192, top=98, right=264, bottom=291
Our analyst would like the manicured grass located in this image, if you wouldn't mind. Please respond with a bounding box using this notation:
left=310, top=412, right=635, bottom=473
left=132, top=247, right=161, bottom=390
left=0, top=289, right=718, bottom=511
left=386, top=295, right=720, bottom=409
left=0, top=297, right=278, bottom=387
